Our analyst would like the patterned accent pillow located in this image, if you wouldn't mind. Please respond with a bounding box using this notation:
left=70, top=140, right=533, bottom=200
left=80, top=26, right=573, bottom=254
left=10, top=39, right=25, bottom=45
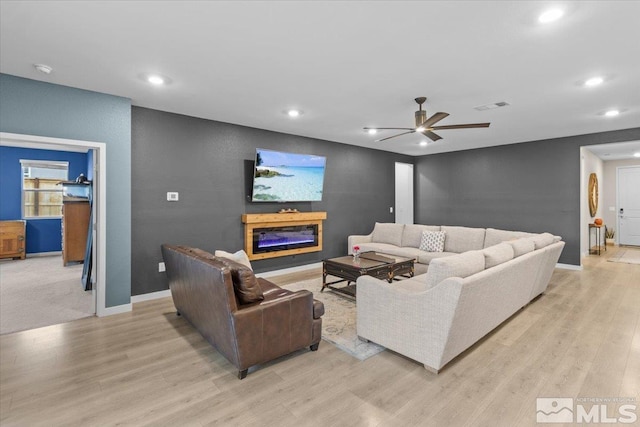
left=419, top=230, right=446, bottom=252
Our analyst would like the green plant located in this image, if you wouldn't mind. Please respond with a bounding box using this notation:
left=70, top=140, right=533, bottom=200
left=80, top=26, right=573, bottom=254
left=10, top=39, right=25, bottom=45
left=605, top=227, right=615, bottom=239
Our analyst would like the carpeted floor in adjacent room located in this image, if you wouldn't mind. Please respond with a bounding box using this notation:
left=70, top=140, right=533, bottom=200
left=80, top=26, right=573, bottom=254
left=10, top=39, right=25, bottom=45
left=0, top=255, right=93, bottom=335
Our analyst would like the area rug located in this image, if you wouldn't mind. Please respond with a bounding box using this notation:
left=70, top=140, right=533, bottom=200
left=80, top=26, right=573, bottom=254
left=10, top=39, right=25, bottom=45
left=607, top=248, right=640, bottom=265
left=281, top=277, right=385, bottom=360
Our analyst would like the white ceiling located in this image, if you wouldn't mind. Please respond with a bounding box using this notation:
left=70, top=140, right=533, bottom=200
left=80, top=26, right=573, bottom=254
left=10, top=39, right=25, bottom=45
left=1, top=1, right=639, bottom=157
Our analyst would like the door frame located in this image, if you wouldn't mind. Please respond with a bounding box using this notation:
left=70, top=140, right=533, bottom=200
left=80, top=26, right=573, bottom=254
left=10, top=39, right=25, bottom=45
left=395, top=162, right=414, bottom=224
left=616, top=165, right=640, bottom=246
left=1, top=132, right=108, bottom=316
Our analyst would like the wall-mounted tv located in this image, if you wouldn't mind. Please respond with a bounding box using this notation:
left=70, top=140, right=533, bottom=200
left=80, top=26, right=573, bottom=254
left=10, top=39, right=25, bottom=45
left=251, top=148, right=326, bottom=202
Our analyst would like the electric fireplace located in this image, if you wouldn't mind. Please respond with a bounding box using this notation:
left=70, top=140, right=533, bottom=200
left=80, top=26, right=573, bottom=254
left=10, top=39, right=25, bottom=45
left=252, top=224, right=319, bottom=254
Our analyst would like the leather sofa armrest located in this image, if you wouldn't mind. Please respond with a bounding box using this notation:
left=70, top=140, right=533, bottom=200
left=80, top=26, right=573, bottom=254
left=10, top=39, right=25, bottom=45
left=231, top=289, right=315, bottom=369
left=313, top=299, right=325, bottom=319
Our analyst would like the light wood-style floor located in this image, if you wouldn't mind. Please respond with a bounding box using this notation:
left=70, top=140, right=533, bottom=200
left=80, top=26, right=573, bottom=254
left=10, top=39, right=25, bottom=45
left=1, top=247, right=638, bottom=426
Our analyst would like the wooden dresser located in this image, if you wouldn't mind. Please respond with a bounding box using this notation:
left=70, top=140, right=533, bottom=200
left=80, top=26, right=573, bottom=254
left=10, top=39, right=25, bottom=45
left=0, top=220, right=26, bottom=260
left=62, top=200, right=90, bottom=266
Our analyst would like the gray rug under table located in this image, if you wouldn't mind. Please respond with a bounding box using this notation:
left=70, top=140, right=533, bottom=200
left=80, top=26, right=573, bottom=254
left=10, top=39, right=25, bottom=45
left=282, top=277, right=385, bottom=361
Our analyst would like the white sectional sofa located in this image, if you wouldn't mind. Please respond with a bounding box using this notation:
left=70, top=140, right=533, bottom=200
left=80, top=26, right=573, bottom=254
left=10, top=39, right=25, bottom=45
left=351, top=223, right=565, bottom=373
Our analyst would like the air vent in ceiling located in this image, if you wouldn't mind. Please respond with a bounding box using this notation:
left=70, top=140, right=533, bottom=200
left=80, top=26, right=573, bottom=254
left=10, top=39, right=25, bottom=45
left=474, top=101, right=510, bottom=111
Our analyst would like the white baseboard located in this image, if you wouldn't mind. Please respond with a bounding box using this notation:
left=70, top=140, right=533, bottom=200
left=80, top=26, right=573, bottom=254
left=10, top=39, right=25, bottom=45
left=131, top=289, right=172, bottom=303
left=127, top=263, right=322, bottom=303
left=556, top=263, right=583, bottom=271
left=257, top=262, right=323, bottom=278
left=26, top=251, right=62, bottom=258
left=99, top=303, right=132, bottom=317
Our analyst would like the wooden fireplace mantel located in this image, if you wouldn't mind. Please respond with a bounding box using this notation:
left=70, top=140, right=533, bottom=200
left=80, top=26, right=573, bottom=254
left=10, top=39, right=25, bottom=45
left=241, top=212, right=327, bottom=260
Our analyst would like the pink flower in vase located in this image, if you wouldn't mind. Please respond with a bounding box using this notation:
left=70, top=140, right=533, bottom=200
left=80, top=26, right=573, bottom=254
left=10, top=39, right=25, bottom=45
left=353, top=245, right=360, bottom=257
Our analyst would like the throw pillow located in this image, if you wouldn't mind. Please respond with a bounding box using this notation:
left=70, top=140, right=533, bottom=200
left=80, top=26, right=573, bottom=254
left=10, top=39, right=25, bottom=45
left=483, top=242, right=514, bottom=268
left=215, top=249, right=252, bottom=270
left=419, top=230, right=446, bottom=252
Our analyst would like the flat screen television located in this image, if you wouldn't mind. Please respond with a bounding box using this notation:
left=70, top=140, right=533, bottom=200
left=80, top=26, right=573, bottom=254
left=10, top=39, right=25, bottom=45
left=251, top=148, right=326, bottom=202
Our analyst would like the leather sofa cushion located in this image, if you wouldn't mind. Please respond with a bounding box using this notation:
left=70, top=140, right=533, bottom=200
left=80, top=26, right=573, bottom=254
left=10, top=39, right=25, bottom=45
left=372, top=222, right=404, bottom=246
left=402, top=224, right=441, bottom=248
left=218, top=257, right=264, bottom=304
left=441, top=226, right=486, bottom=253
left=425, top=250, right=485, bottom=289
left=482, top=242, right=514, bottom=268
left=507, top=238, right=535, bottom=258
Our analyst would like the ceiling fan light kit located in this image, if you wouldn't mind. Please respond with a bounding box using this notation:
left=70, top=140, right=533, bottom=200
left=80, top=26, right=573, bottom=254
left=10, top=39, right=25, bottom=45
left=365, top=97, right=491, bottom=143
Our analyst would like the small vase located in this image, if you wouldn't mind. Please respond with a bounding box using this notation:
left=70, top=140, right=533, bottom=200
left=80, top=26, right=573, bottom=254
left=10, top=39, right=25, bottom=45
left=353, top=252, right=359, bottom=260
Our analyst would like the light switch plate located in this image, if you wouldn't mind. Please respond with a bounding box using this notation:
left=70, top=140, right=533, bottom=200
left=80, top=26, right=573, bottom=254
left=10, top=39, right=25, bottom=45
left=167, top=192, right=179, bottom=201
left=158, top=262, right=165, bottom=272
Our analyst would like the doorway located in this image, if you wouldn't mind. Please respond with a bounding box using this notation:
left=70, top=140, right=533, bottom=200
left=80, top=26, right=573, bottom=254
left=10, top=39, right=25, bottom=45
left=395, top=162, right=414, bottom=224
left=0, top=132, right=107, bottom=321
left=617, top=166, right=640, bottom=246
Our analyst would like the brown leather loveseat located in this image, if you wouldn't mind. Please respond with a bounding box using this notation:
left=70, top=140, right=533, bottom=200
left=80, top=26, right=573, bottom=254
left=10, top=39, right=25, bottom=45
left=161, top=244, right=324, bottom=379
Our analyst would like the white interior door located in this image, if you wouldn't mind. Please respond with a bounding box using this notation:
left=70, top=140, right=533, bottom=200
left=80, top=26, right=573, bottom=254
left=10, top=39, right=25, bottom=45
left=618, top=166, right=640, bottom=246
left=395, top=162, right=413, bottom=224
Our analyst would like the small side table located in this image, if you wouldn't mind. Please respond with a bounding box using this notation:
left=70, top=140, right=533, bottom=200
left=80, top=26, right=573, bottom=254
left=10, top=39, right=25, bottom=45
left=588, top=224, right=606, bottom=255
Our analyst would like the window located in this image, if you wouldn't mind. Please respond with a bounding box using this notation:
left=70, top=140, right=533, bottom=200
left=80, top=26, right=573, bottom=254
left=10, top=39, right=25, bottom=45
left=20, top=160, right=68, bottom=218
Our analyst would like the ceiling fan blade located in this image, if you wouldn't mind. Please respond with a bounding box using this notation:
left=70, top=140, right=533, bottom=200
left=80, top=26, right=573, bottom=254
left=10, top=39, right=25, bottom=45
left=430, top=123, right=491, bottom=130
left=364, top=127, right=415, bottom=131
left=421, top=130, right=442, bottom=141
left=376, top=130, right=415, bottom=142
left=420, top=112, right=449, bottom=128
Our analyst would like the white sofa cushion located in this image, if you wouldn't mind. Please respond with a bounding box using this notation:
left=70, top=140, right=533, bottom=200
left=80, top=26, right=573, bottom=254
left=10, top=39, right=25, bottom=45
left=482, top=242, right=514, bottom=268
left=507, top=238, right=535, bottom=257
left=402, top=224, right=441, bottom=248
left=419, top=230, right=446, bottom=252
left=417, top=252, right=457, bottom=265
left=357, top=242, right=423, bottom=260
left=371, top=222, right=404, bottom=246
left=425, top=250, right=485, bottom=288
left=530, top=232, right=555, bottom=250
left=441, top=226, right=486, bottom=253
left=483, top=228, right=535, bottom=248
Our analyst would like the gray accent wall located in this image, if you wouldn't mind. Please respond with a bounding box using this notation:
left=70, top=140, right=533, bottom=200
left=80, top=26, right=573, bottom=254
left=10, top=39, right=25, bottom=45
left=131, top=107, right=412, bottom=296
left=0, top=74, right=132, bottom=308
left=415, top=127, right=640, bottom=265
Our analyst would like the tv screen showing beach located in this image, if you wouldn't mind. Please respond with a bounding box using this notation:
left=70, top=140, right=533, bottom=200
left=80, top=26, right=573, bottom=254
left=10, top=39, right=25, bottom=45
left=251, top=149, right=326, bottom=202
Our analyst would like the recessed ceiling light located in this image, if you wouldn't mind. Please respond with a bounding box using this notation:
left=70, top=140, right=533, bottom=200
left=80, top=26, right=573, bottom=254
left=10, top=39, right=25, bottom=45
left=419, top=141, right=428, bottom=147
left=367, top=129, right=377, bottom=135
left=584, top=76, right=604, bottom=87
left=634, top=152, right=640, bottom=158
left=287, top=109, right=301, bottom=118
left=34, top=64, right=53, bottom=74
left=147, top=75, right=165, bottom=85
left=538, top=8, right=564, bottom=23
left=604, top=110, right=620, bottom=117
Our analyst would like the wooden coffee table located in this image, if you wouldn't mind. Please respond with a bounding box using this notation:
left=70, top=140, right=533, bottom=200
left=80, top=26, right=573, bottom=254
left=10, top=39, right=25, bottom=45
left=321, top=252, right=415, bottom=298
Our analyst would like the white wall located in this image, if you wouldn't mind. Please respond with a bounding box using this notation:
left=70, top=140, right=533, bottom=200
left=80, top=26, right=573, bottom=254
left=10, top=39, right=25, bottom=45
left=603, top=158, right=640, bottom=243
left=580, top=148, right=604, bottom=257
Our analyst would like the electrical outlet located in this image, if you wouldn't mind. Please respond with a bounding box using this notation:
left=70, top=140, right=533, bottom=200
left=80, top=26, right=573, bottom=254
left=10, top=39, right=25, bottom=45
left=389, top=207, right=394, bottom=213
left=167, top=192, right=179, bottom=202
left=158, top=262, right=165, bottom=272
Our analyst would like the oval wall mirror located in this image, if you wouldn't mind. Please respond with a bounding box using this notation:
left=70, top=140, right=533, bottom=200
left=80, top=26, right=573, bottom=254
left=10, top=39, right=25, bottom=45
left=588, top=173, right=598, bottom=217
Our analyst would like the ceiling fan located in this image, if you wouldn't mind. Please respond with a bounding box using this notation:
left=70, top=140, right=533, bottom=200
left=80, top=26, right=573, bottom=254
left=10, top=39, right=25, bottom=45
left=364, top=97, right=490, bottom=142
